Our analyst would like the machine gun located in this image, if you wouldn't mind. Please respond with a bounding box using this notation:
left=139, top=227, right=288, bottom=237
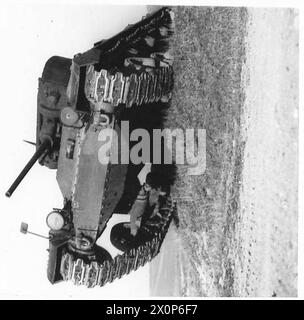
left=6, top=7, right=176, bottom=287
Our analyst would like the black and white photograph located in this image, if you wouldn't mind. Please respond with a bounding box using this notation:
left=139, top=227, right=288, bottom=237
left=0, top=0, right=301, bottom=300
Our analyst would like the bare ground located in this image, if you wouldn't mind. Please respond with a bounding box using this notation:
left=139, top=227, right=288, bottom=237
left=149, top=6, right=298, bottom=297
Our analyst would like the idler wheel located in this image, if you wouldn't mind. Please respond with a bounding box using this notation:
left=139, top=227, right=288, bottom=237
left=110, top=223, right=134, bottom=251
left=110, top=222, right=154, bottom=251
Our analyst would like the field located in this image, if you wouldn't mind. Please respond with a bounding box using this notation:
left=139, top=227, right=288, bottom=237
left=149, top=6, right=298, bottom=297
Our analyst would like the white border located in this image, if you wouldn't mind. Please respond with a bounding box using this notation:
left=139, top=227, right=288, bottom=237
left=0, top=0, right=302, bottom=300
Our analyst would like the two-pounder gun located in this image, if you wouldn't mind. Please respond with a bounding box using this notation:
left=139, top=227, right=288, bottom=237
left=5, top=138, right=51, bottom=198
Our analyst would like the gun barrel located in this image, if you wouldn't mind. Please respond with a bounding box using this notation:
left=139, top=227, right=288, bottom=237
left=5, top=139, right=51, bottom=198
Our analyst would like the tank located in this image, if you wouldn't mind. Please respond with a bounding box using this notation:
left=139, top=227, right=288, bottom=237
left=6, top=7, right=176, bottom=287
